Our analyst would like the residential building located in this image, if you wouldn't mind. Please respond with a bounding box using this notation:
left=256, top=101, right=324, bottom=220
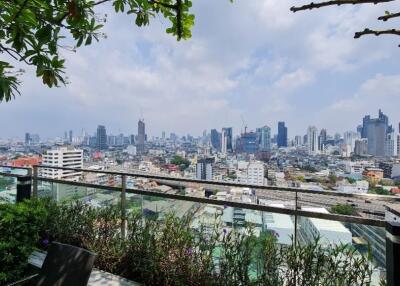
left=222, top=127, right=233, bottom=152
left=137, top=119, right=145, bottom=154
left=378, top=161, right=400, bottom=179
left=221, top=129, right=228, bottom=154
left=307, top=126, right=318, bottom=155
left=361, top=109, right=393, bottom=156
left=294, top=135, right=302, bottom=147
left=277, top=122, right=287, bottom=148
left=40, top=147, right=83, bottom=180
left=318, top=129, right=327, bottom=151
left=362, top=167, right=384, bottom=182
left=256, top=126, right=271, bottom=152
left=210, top=129, right=221, bottom=150
left=354, top=139, right=368, bottom=156
left=96, top=125, right=108, bottom=150
left=196, top=158, right=214, bottom=180
left=385, top=132, right=395, bottom=157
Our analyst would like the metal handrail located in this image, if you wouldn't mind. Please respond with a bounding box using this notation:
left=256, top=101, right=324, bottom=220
left=35, top=175, right=385, bottom=227
left=31, top=165, right=400, bottom=202
left=0, top=165, right=395, bottom=227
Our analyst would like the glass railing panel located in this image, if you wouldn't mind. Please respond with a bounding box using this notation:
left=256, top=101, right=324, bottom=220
left=37, top=180, right=122, bottom=206
left=296, top=214, right=386, bottom=285
left=0, top=175, right=17, bottom=204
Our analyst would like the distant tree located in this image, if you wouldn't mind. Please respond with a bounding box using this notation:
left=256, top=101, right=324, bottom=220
left=368, top=187, right=391, bottom=195
left=330, top=203, right=356, bottom=216
left=291, top=0, right=400, bottom=46
left=328, top=174, right=337, bottom=184
left=170, top=155, right=190, bottom=170
left=346, top=177, right=356, bottom=184
left=0, top=0, right=231, bottom=101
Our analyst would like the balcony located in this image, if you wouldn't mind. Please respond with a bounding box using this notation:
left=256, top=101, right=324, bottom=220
left=1, top=165, right=400, bottom=285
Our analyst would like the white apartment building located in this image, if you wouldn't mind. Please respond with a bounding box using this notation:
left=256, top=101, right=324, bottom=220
left=307, top=126, right=319, bottom=155
left=336, top=180, right=369, bottom=194
left=237, top=161, right=265, bottom=185
left=41, top=147, right=83, bottom=181
left=343, top=160, right=375, bottom=174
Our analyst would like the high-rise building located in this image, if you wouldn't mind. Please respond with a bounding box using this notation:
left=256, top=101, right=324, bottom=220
left=96, top=125, right=108, bottom=150
left=221, top=129, right=228, bottom=154
left=294, top=135, right=303, bottom=147
left=307, top=126, right=319, bottom=155
left=162, top=131, right=166, bottom=140
left=318, top=129, right=327, bottom=151
left=277, top=122, right=288, bottom=148
left=354, top=139, right=368, bottom=156
left=238, top=161, right=265, bottom=185
left=41, top=147, right=84, bottom=201
left=25, top=133, right=31, bottom=145
left=222, top=127, right=233, bottom=152
left=397, top=135, right=400, bottom=158
left=41, top=147, right=83, bottom=180
left=137, top=119, right=145, bottom=154
left=385, top=132, right=395, bottom=157
left=237, top=132, right=258, bottom=154
left=69, top=130, right=73, bottom=144
left=210, top=129, right=221, bottom=150
left=256, top=126, right=271, bottom=152
left=360, top=110, right=392, bottom=157
left=196, top=158, right=214, bottom=180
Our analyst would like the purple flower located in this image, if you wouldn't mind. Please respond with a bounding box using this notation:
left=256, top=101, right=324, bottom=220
left=223, top=229, right=227, bottom=234
left=186, top=247, right=193, bottom=255
left=41, top=239, right=49, bottom=247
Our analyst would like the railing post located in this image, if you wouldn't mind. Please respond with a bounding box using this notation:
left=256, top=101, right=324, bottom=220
left=121, top=174, right=127, bottom=238
left=386, top=205, right=400, bottom=286
left=16, top=176, right=32, bottom=203
left=32, top=165, right=38, bottom=198
left=294, top=190, right=298, bottom=245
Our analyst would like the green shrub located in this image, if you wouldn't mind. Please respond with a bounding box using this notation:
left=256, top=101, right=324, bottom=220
left=0, top=199, right=49, bottom=284
left=0, top=199, right=381, bottom=285
left=330, top=204, right=357, bottom=216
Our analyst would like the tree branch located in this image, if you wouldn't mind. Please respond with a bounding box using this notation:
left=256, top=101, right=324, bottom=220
left=354, top=28, right=400, bottom=38
left=290, top=0, right=394, bottom=12
left=378, top=12, right=400, bottom=21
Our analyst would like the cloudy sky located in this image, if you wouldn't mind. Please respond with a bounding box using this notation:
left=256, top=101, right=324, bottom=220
left=1, top=0, right=400, bottom=139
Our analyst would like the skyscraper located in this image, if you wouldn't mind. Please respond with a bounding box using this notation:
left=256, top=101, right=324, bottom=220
left=294, top=135, right=303, bottom=147
left=137, top=119, right=145, bottom=154
left=307, top=126, right=318, bottom=155
left=354, top=139, right=368, bottom=156
left=25, top=133, right=31, bottom=145
left=277, top=122, right=288, bottom=148
left=221, top=129, right=228, bottom=154
left=96, top=125, right=107, bottom=150
left=256, top=126, right=271, bottom=152
left=318, top=129, right=327, bottom=151
left=360, top=110, right=392, bottom=156
left=69, top=130, right=73, bottom=144
left=210, top=129, right=221, bottom=150
left=222, top=127, right=233, bottom=152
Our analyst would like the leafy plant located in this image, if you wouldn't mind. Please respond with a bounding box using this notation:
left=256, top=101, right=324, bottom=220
left=0, top=0, right=205, bottom=101
left=330, top=203, right=357, bottom=216
left=0, top=199, right=383, bottom=285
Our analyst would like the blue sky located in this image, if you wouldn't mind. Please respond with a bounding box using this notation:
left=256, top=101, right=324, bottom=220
left=1, top=0, right=399, bottom=139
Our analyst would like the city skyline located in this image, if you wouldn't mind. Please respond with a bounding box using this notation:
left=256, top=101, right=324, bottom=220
left=0, top=0, right=399, bottom=138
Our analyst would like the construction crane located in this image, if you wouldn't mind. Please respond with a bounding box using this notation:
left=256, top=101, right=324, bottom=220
left=241, top=115, right=247, bottom=134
